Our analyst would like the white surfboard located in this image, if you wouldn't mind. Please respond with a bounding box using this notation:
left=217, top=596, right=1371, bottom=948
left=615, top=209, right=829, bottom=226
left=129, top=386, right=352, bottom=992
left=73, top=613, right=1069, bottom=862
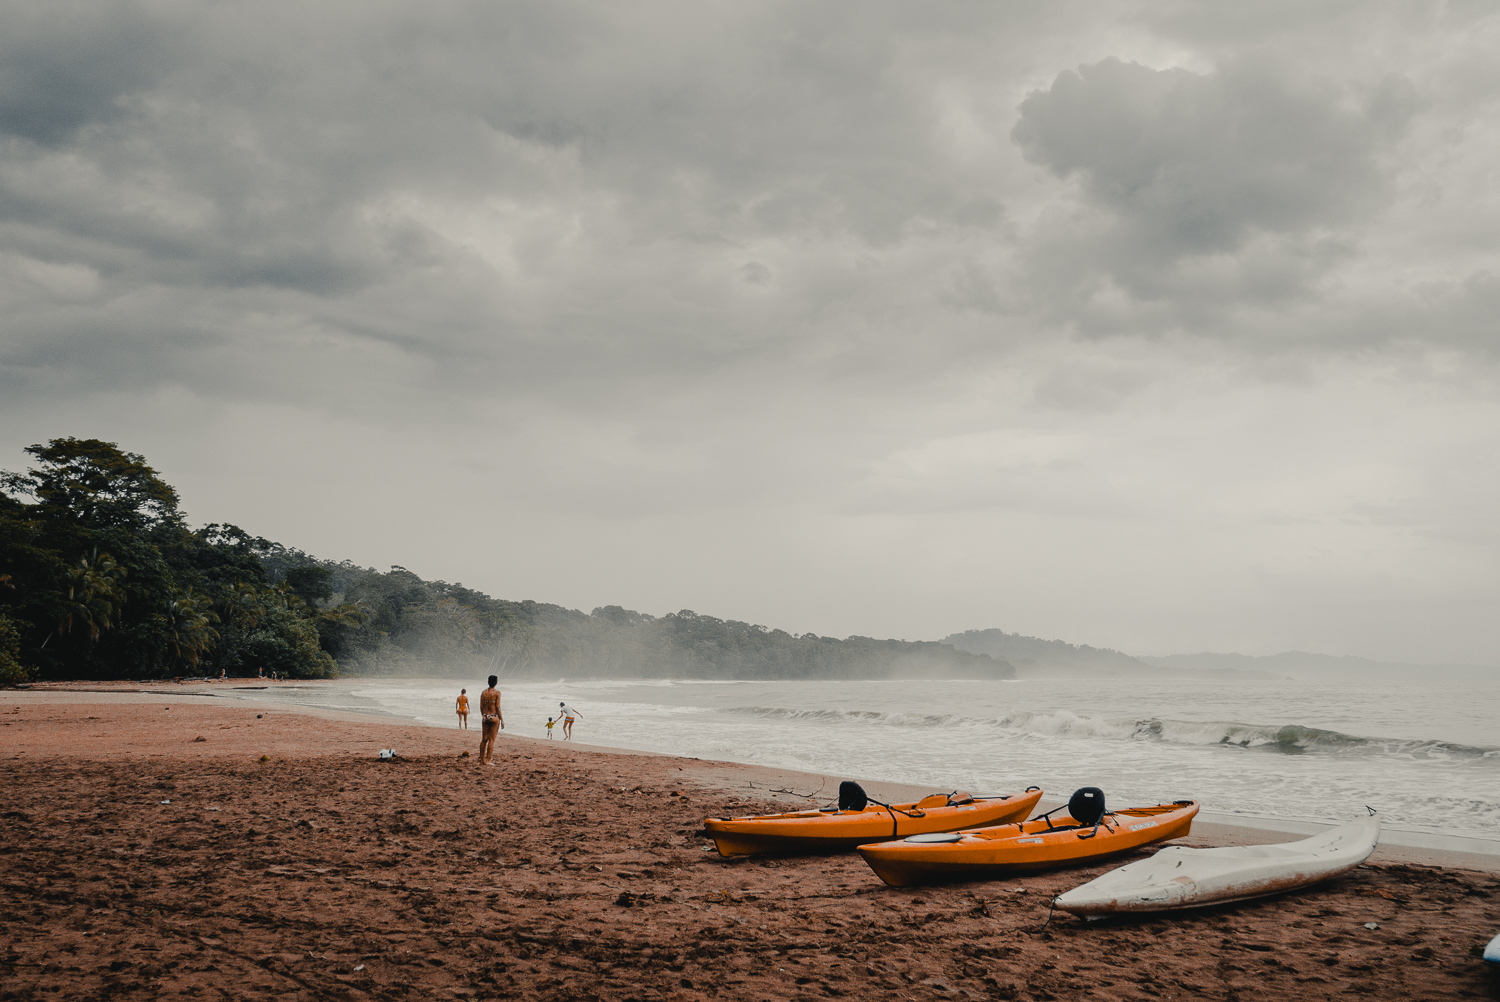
left=1054, top=815, right=1379, bottom=919
left=1484, top=931, right=1500, bottom=965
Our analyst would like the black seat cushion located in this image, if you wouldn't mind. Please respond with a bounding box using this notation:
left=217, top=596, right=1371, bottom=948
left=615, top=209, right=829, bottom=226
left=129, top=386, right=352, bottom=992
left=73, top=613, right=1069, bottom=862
left=838, top=781, right=869, bottom=812
left=1068, top=787, right=1106, bottom=827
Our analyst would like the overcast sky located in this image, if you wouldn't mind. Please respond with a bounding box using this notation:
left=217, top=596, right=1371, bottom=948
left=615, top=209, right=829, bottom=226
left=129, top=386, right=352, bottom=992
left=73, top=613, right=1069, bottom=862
left=3, top=1, right=1498, bottom=663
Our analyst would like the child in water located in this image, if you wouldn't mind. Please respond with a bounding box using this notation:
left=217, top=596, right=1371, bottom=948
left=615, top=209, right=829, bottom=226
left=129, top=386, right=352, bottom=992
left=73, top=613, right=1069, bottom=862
left=545, top=717, right=555, bottom=738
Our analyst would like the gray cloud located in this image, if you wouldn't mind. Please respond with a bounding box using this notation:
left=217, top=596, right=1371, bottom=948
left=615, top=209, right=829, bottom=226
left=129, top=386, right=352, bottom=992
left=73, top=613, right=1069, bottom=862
left=0, top=1, right=1024, bottom=410
left=0, top=2, right=177, bottom=146
left=1011, top=58, right=1413, bottom=301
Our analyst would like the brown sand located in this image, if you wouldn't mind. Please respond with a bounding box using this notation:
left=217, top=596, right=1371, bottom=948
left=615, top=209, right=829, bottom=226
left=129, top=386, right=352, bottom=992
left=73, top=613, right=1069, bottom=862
left=2, top=690, right=1498, bottom=1001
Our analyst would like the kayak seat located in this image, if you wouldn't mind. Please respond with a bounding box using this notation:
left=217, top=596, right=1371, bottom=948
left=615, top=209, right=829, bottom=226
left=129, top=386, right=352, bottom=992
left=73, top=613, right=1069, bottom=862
left=838, top=781, right=870, bottom=812
left=915, top=795, right=949, bottom=809
left=1069, top=787, right=1107, bottom=827
left=1030, top=788, right=1108, bottom=833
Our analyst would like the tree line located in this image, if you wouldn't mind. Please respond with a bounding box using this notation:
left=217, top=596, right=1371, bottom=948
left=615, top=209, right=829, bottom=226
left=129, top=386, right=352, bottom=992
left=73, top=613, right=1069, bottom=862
left=0, top=438, right=346, bottom=683
left=1, top=438, right=1013, bottom=683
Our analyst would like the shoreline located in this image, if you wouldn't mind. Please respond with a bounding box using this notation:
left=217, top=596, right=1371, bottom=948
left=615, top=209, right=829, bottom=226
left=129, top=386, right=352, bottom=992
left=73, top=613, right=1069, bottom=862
left=10, top=679, right=1498, bottom=870
left=3, top=690, right=1498, bottom=1000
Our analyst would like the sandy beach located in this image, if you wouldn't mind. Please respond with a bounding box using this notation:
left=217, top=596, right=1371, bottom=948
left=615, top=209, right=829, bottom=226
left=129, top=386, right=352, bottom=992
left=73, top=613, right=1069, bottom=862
left=2, top=686, right=1498, bottom=1001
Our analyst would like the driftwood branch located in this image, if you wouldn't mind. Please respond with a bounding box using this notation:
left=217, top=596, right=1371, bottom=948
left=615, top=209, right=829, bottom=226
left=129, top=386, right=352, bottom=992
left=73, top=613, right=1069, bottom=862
left=767, top=778, right=825, bottom=800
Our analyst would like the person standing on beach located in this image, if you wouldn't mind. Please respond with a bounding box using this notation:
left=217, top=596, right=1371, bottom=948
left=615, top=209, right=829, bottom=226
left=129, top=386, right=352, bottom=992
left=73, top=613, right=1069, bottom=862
left=478, top=676, right=503, bottom=764
left=545, top=716, right=555, bottom=738
left=455, top=689, right=469, bottom=729
left=557, top=701, right=582, bottom=740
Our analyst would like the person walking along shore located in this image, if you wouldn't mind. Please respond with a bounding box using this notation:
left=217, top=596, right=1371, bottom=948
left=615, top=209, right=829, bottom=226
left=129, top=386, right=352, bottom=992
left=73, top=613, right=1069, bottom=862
left=479, top=677, right=503, bottom=763
left=557, top=701, right=582, bottom=740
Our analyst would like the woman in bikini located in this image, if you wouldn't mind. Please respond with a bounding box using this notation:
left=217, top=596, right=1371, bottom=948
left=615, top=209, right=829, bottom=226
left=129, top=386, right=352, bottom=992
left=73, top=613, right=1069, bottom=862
left=479, top=676, right=504, bottom=764
left=455, top=689, right=469, bottom=729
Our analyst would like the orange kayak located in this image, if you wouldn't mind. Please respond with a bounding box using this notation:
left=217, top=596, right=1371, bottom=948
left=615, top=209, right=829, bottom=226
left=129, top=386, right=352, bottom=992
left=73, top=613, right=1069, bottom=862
left=705, top=788, right=1044, bottom=857
left=858, top=800, right=1199, bottom=886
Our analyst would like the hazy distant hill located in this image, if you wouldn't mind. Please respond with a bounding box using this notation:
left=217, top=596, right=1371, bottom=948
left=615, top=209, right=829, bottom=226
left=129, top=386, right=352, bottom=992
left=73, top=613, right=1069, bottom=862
left=1137, top=651, right=1499, bottom=681
left=943, top=629, right=1275, bottom=680
left=315, top=563, right=1019, bottom=681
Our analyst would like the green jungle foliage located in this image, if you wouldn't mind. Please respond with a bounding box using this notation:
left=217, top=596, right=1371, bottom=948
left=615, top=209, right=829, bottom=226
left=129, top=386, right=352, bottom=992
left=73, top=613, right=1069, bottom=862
left=0, top=610, right=24, bottom=685
left=1, top=438, right=1013, bottom=682
left=0, top=438, right=339, bottom=681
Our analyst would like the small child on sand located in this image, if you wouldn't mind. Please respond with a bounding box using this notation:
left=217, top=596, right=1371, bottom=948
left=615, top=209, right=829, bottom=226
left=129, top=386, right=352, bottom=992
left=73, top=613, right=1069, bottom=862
left=546, top=717, right=555, bottom=738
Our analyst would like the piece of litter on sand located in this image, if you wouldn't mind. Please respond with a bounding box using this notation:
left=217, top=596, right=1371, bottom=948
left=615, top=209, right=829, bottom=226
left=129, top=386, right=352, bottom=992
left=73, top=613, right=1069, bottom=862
left=379, top=749, right=398, bottom=760
left=354, top=965, right=365, bottom=972
left=159, top=800, right=171, bottom=805
left=1364, top=922, right=1379, bottom=930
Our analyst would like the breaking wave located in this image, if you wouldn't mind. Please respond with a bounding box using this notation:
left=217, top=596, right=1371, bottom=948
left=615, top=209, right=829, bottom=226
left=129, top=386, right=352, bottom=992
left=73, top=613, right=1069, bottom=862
left=725, top=705, right=1499, bottom=760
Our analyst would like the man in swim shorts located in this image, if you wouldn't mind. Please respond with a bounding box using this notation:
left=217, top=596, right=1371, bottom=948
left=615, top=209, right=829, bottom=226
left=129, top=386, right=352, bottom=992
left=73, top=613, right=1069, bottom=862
left=479, top=676, right=503, bottom=764
left=455, top=688, right=469, bottom=729
left=557, top=701, right=582, bottom=740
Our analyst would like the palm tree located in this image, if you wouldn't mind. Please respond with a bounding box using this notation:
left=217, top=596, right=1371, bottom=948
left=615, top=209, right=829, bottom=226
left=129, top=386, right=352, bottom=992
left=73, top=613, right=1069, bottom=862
left=316, top=600, right=371, bottom=629
left=55, top=548, right=127, bottom=642
left=265, top=580, right=308, bottom=613
left=164, top=590, right=220, bottom=667
left=217, top=581, right=267, bottom=631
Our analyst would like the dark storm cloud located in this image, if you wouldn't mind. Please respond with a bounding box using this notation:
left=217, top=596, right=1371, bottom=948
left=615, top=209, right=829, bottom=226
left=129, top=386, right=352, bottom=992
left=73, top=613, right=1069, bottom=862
left=0, top=2, right=177, bottom=146
left=1011, top=58, right=1414, bottom=302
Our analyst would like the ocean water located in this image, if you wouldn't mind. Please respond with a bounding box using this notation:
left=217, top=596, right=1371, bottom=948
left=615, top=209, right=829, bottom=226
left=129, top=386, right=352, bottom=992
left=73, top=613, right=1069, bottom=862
left=213, top=676, right=1500, bottom=842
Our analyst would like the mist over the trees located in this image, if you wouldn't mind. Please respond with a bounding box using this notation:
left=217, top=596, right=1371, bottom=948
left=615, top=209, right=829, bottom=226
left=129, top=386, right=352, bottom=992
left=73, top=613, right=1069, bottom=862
left=1, top=438, right=1011, bottom=683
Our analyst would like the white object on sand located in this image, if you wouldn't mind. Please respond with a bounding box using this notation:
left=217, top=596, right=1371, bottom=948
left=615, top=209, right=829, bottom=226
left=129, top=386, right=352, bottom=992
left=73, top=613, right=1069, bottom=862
left=1483, top=932, right=1500, bottom=965
left=1054, top=815, right=1380, bottom=919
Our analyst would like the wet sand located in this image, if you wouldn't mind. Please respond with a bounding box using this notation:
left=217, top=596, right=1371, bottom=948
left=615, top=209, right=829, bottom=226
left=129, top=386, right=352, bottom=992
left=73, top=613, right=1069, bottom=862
left=2, top=689, right=1498, bottom=1000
